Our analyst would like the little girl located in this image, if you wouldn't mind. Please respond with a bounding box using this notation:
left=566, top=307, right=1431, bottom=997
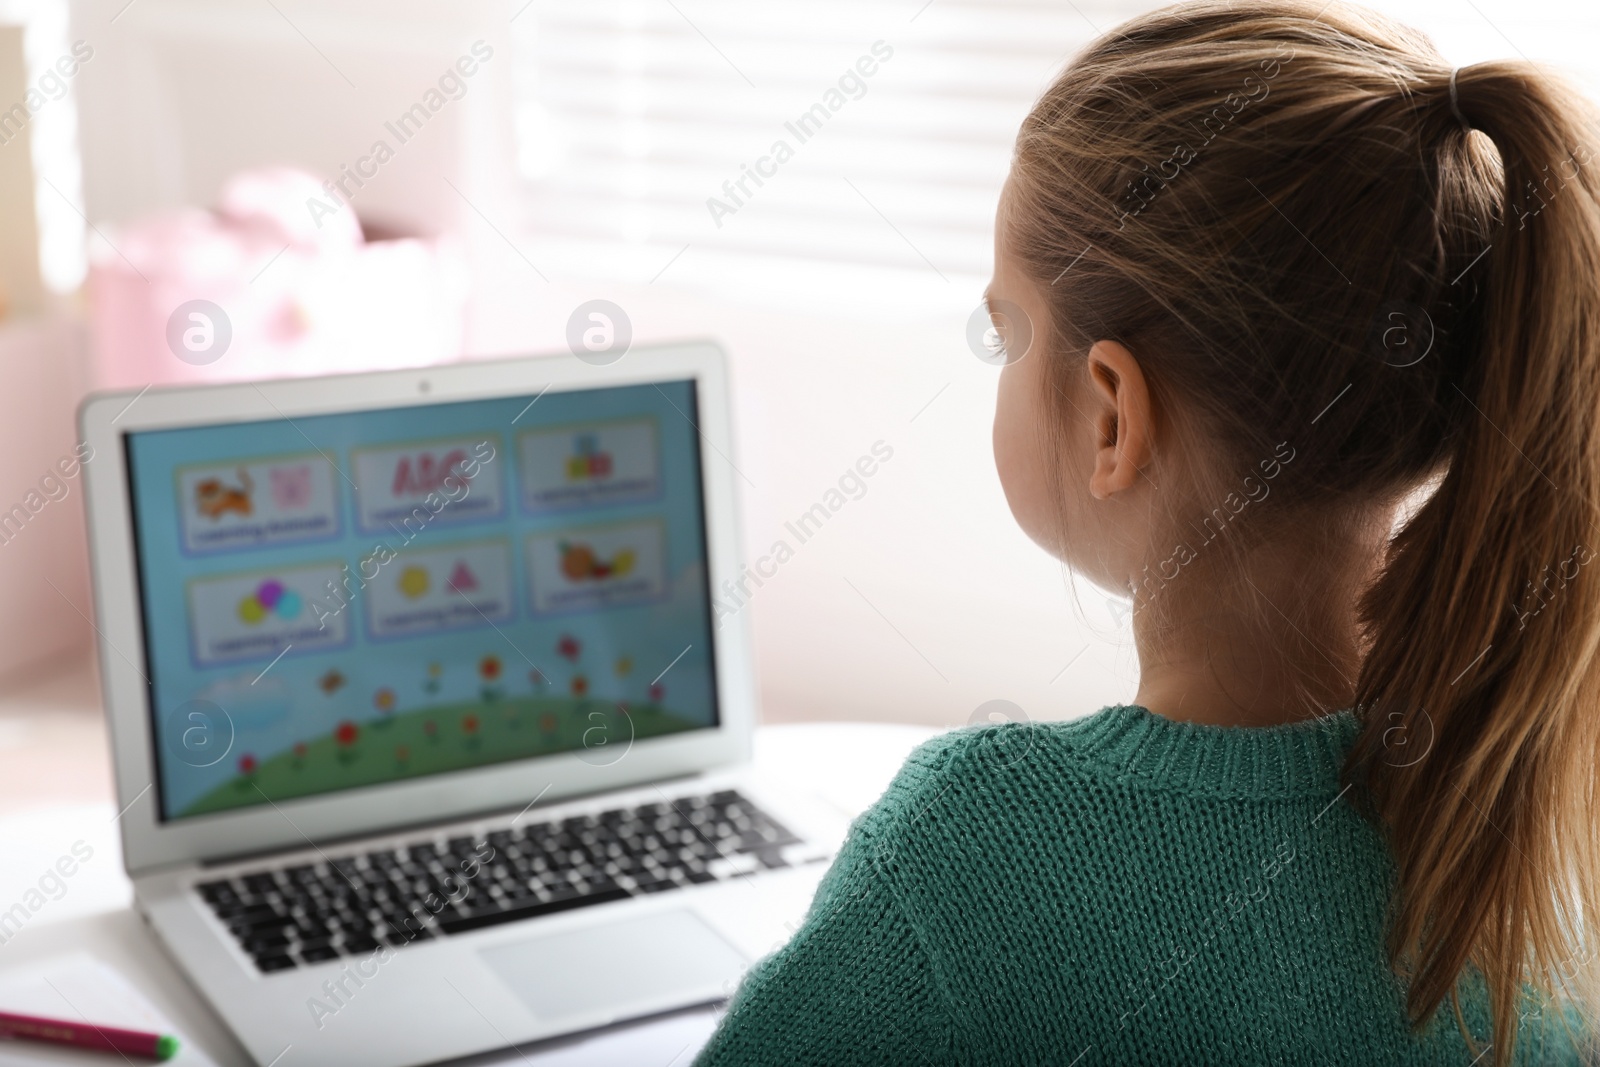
left=697, top=1, right=1600, bottom=1063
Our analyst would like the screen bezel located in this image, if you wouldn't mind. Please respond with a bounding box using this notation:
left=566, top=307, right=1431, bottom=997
left=81, top=342, right=756, bottom=875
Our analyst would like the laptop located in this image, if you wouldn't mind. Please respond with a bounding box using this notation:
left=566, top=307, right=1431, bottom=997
left=79, top=341, right=843, bottom=1066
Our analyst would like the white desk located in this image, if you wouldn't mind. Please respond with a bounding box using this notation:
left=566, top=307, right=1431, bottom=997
left=0, top=723, right=937, bottom=1066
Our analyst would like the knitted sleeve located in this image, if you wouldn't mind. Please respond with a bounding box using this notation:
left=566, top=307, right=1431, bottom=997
left=692, top=741, right=965, bottom=1066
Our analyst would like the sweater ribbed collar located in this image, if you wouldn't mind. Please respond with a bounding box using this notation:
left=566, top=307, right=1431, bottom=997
left=1059, top=704, right=1361, bottom=799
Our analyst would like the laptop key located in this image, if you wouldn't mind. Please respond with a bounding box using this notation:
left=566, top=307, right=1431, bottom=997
left=436, top=887, right=631, bottom=935
left=244, top=931, right=291, bottom=951
left=633, top=878, right=678, bottom=894
left=254, top=953, right=296, bottom=973
left=197, top=880, right=236, bottom=903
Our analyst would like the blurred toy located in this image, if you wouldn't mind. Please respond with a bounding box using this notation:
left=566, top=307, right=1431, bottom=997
left=88, top=167, right=467, bottom=387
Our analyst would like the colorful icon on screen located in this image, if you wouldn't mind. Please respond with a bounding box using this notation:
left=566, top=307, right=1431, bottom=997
left=398, top=565, right=430, bottom=599
left=237, top=578, right=302, bottom=624
left=447, top=560, right=479, bottom=593
left=392, top=449, right=470, bottom=496
left=559, top=541, right=635, bottom=582
left=269, top=464, right=313, bottom=509
left=195, top=468, right=253, bottom=520
left=565, top=433, right=614, bottom=482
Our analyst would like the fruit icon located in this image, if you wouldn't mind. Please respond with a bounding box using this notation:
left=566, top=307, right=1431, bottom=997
left=560, top=543, right=597, bottom=581
left=558, top=542, right=636, bottom=582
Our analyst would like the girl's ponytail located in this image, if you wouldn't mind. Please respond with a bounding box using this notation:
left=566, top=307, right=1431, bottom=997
left=1349, top=63, right=1600, bottom=1058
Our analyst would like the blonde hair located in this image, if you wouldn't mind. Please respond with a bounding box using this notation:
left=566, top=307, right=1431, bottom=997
left=1008, top=2, right=1600, bottom=1061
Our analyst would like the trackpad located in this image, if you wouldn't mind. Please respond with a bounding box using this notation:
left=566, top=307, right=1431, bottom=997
left=480, top=909, right=750, bottom=1023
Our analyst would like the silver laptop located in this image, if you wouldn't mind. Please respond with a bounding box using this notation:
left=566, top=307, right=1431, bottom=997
left=79, top=341, right=842, bottom=1066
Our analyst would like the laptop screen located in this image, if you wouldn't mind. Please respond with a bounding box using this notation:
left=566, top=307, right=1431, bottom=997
left=124, top=378, right=721, bottom=822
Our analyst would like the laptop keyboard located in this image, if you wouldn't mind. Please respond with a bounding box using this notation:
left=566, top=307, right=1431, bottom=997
left=195, top=789, right=813, bottom=974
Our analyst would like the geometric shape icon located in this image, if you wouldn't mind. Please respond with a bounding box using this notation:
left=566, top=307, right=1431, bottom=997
left=448, top=560, right=479, bottom=593
left=399, top=565, right=430, bottom=599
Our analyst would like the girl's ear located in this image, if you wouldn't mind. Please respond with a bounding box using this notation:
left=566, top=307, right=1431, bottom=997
left=1085, top=340, right=1154, bottom=500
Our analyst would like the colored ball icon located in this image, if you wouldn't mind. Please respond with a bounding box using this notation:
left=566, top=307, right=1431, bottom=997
left=238, top=578, right=301, bottom=624
left=399, top=566, right=429, bottom=599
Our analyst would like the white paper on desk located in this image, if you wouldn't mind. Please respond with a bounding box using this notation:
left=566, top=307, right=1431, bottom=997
left=0, top=953, right=214, bottom=1066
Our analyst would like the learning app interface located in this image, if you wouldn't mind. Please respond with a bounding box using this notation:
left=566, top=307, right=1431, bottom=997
left=126, top=380, right=719, bottom=821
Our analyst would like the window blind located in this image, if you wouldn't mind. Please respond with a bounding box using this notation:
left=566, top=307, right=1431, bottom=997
left=509, top=0, right=1600, bottom=293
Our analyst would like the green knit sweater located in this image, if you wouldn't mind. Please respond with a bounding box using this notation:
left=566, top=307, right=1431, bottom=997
left=695, top=705, right=1586, bottom=1065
